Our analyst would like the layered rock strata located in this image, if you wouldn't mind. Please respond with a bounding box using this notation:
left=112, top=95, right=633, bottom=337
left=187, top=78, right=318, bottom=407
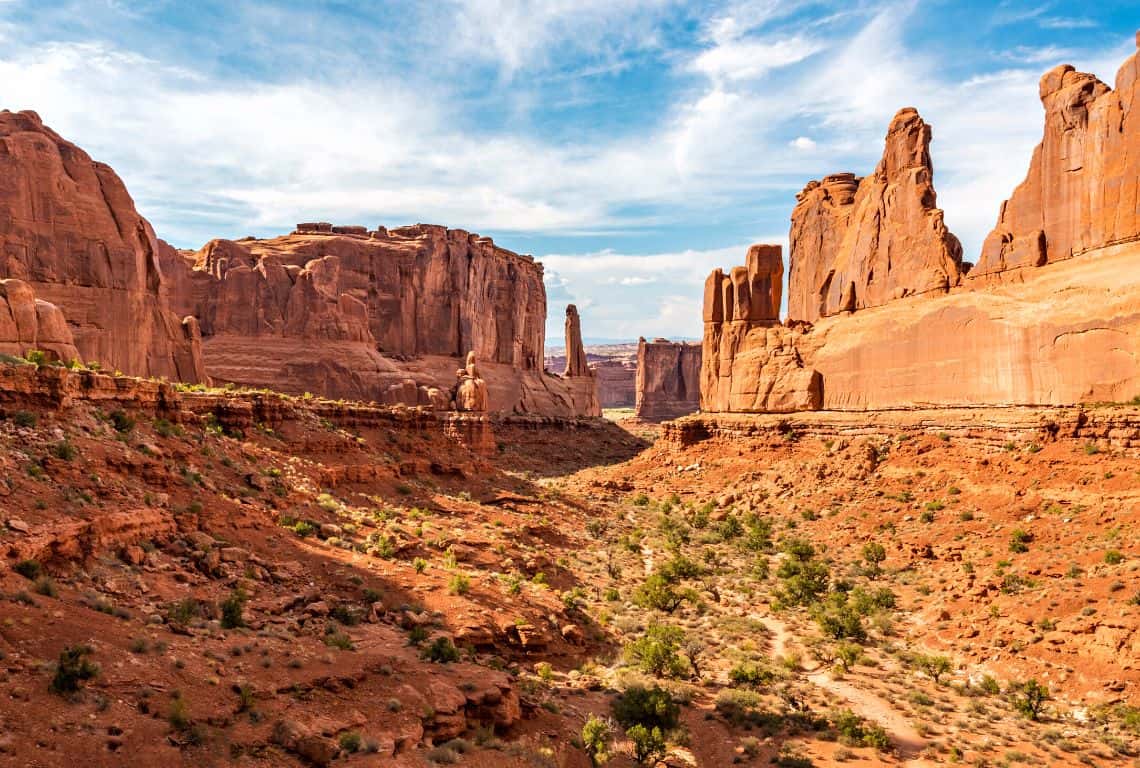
left=634, top=338, right=702, bottom=421
left=788, top=108, right=963, bottom=322
left=594, top=359, right=636, bottom=407
left=0, top=110, right=205, bottom=381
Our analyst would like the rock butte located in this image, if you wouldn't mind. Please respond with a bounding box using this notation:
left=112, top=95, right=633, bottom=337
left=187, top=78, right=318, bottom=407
left=0, top=111, right=598, bottom=417
left=635, top=337, right=702, bottom=422
left=705, top=39, right=1140, bottom=413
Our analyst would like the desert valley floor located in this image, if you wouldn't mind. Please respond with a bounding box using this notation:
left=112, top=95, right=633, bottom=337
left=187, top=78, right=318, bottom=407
left=1, top=365, right=1139, bottom=767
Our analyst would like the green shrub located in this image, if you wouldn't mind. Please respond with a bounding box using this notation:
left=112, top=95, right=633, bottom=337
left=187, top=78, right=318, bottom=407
left=14, top=559, right=42, bottom=580
left=220, top=589, right=246, bottom=629
left=109, top=410, right=135, bottom=434
left=1009, top=529, right=1031, bottom=553
left=632, top=573, right=694, bottom=613
left=581, top=714, right=612, bottom=766
left=1105, top=550, right=1124, bottom=565
left=12, top=410, right=37, bottom=428
left=624, top=624, right=688, bottom=678
left=422, top=636, right=461, bottom=664
left=50, top=645, right=99, bottom=694
left=728, top=660, right=772, bottom=688
left=627, top=724, right=667, bottom=765
left=612, top=685, right=679, bottom=731
left=448, top=573, right=470, bottom=596
left=912, top=653, right=952, bottom=684
left=1012, top=679, right=1050, bottom=720
left=51, top=440, right=77, bottom=461
left=338, top=731, right=362, bottom=753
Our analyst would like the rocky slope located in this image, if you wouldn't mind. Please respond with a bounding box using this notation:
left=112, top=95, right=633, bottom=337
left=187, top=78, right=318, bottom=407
left=5, top=358, right=1138, bottom=767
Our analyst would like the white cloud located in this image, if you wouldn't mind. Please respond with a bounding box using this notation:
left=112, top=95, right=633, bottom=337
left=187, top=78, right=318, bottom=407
left=789, top=136, right=816, bottom=150
left=689, top=35, right=822, bottom=83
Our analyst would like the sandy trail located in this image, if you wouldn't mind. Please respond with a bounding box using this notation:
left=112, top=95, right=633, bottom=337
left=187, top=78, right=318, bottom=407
left=765, top=615, right=929, bottom=763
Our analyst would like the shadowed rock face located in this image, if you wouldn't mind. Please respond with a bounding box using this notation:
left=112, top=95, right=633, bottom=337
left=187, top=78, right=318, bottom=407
left=635, top=338, right=702, bottom=421
left=974, top=40, right=1140, bottom=277
left=788, top=108, right=963, bottom=323
left=0, top=110, right=205, bottom=381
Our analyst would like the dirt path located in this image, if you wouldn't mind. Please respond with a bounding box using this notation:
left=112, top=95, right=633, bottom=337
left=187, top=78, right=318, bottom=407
left=764, top=614, right=930, bottom=762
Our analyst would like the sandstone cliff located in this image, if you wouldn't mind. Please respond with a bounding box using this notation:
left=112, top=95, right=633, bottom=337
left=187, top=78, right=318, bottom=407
left=788, top=108, right=963, bottom=322
left=162, top=224, right=597, bottom=416
left=704, top=38, right=1140, bottom=413
left=635, top=338, right=702, bottom=421
left=594, top=359, right=636, bottom=407
left=0, top=110, right=205, bottom=381
left=974, top=37, right=1140, bottom=277
left=563, top=305, right=590, bottom=377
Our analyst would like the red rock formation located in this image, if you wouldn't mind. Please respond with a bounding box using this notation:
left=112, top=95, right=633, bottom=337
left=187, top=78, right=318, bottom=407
left=788, top=108, right=963, bottom=322
left=0, top=279, right=80, bottom=363
left=635, top=338, right=702, bottom=421
left=974, top=38, right=1140, bottom=277
left=702, top=40, right=1140, bottom=413
left=702, top=244, right=822, bottom=413
left=594, top=359, right=636, bottom=407
left=0, top=110, right=205, bottom=381
left=563, top=305, right=590, bottom=377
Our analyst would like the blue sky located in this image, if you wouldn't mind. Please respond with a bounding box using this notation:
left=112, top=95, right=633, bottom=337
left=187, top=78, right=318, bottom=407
left=0, top=1, right=1136, bottom=344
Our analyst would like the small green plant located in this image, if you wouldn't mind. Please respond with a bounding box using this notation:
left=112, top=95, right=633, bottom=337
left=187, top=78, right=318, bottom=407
left=109, top=410, right=135, bottom=434
left=51, top=440, right=77, bottom=461
left=448, top=573, right=471, bottom=596
left=422, top=636, right=461, bottom=664
left=338, top=731, right=363, bottom=754
left=14, top=559, right=42, bottom=580
left=12, top=410, right=37, bottom=428
left=220, top=589, right=246, bottom=629
left=413, top=557, right=428, bottom=573
left=612, top=685, right=678, bottom=731
left=1009, top=529, right=1032, bottom=553
left=1105, top=550, right=1124, bottom=565
left=862, top=542, right=886, bottom=575
left=581, top=714, right=612, bottom=766
left=50, top=645, right=99, bottom=695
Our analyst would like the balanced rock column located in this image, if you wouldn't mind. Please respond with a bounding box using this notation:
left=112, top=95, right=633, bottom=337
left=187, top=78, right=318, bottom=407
left=788, top=108, right=963, bottom=322
left=559, top=303, right=601, bottom=416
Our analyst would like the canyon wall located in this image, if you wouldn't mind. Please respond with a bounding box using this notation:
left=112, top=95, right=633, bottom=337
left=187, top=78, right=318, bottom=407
left=703, top=37, right=1140, bottom=413
left=0, top=110, right=597, bottom=417
left=788, top=108, right=963, bottom=323
left=635, top=337, right=702, bottom=421
left=0, top=110, right=205, bottom=381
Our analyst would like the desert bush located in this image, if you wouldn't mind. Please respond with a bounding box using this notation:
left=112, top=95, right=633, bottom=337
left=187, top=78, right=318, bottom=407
left=581, top=714, right=612, bottom=766
left=627, top=724, right=667, bottom=765
left=612, top=685, right=679, bottom=731
left=220, top=589, right=246, bottom=629
left=624, top=624, right=688, bottom=678
left=50, top=645, right=99, bottom=694
left=422, top=636, right=461, bottom=664
left=1012, top=679, right=1050, bottom=720
left=912, top=653, right=953, bottom=684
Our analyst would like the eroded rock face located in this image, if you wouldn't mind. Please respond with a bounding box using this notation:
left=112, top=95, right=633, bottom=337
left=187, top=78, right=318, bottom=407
left=701, top=244, right=820, bottom=413
left=788, top=108, right=963, bottom=322
left=0, top=279, right=80, bottom=363
left=974, top=41, right=1140, bottom=278
left=594, top=359, right=636, bottom=407
left=0, top=110, right=205, bottom=381
left=635, top=338, right=702, bottom=421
